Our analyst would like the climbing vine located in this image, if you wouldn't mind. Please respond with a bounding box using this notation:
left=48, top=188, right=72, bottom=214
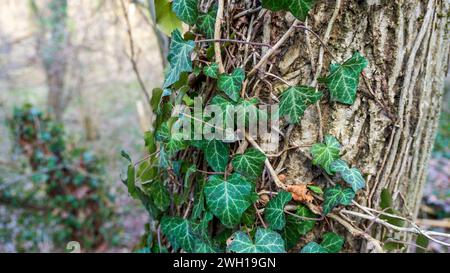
left=123, top=0, right=370, bottom=253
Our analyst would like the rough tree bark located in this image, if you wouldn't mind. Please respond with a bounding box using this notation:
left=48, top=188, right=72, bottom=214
left=222, top=0, right=448, bottom=252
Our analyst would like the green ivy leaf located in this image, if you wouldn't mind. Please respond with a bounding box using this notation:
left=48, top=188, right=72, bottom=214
left=197, top=7, right=216, bottom=39
left=228, top=228, right=286, bottom=253
left=311, top=135, right=341, bottom=175
left=218, top=68, right=245, bottom=102
left=320, top=232, right=344, bottom=253
left=148, top=181, right=170, bottom=211
left=264, top=191, right=292, bottom=230
left=203, top=63, right=219, bottom=79
left=232, top=148, right=266, bottom=181
left=161, top=216, right=196, bottom=252
left=282, top=205, right=317, bottom=249
left=279, top=86, right=322, bottom=124
left=307, top=185, right=323, bottom=195
left=204, top=139, right=229, bottom=172
left=322, top=185, right=355, bottom=215
left=261, top=0, right=288, bottom=12
left=163, top=30, right=195, bottom=88
left=300, top=242, right=328, bottom=253
left=326, top=52, right=368, bottom=105
left=154, top=0, right=183, bottom=36
left=204, top=173, right=253, bottom=227
left=172, top=0, right=198, bottom=25
left=330, top=159, right=365, bottom=192
left=288, top=0, right=316, bottom=21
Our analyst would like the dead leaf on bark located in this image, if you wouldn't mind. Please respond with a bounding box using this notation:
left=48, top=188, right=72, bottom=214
left=286, top=184, right=314, bottom=203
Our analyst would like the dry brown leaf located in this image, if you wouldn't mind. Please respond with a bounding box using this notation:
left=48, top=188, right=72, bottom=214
left=286, top=184, right=314, bottom=203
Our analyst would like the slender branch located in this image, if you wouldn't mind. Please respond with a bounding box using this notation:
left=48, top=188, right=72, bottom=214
left=248, top=19, right=300, bottom=77
left=120, top=0, right=151, bottom=104
left=195, top=38, right=271, bottom=48
left=214, top=0, right=225, bottom=73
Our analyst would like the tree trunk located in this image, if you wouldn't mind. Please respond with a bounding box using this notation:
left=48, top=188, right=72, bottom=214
left=226, top=0, right=448, bottom=251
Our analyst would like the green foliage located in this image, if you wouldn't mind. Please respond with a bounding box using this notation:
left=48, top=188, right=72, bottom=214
left=203, top=62, right=219, bottom=78
left=204, top=139, right=229, bottom=172
left=204, top=174, right=254, bottom=227
left=154, top=0, right=183, bottom=36
left=161, top=216, right=197, bottom=252
left=148, top=181, right=171, bottom=211
left=323, top=185, right=355, bottom=215
left=330, top=159, right=365, bottom=192
left=311, top=135, right=341, bottom=174
left=326, top=52, right=368, bottom=105
left=232, top=148, right=266, bottom=181
left=380, top=189, right=406, bottom=227
left=7, top=105, right=115, bottom=250
left=282, top=205, right=317, bottom=249
left=301, top=232, right=344, bottom=253
left=264, top=191, right=292, bottom=230
left=197, top=7, right=217, bottom=39
left=217, top=68, right=246, bottom=102
left=279, top=86, right=322, bottom=124
left=163, top=30, right=195, bottom=88
left=262, top=0, right=316, bottom=21
left=228, top=228, right=286, bottom=253
left=172, top=0, right=198, bottom=25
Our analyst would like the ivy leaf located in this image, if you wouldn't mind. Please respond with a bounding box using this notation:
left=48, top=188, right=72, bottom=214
left=203, top=63, right=219, bottom=79
left=279, top=86, right=322, bottom=124
left=232, top=148, right=266, bottom=181
left=204, top=139, right=229, bottom=172
left=326, top=52, right=368, bottom=105
left=172, top=0, right=198, bottom=25
left=161, top=216, right=196, bottom=252
left=197, top=7, right=216, bottom=39
left=320, top=232, right=344, bottom=253
left=288, top=0, right=316, bottom=21
left=204, top=173, right=253, bottom=227
left=282, top=205, right=317, bottom=249
left=264, top=191, right=292, bottom=230
left=218, top=68, right=245, bottom=102
left=311, top=135, right=341, bottom=174
left=322, top=185, right=355, bottom=215
left=307, top=185, right=323, bottom=195
left=163, top=30, right=195, bottom=88
left=261, top=0, right=288, bottom=12
left=154, top=0, right=183, bottom=36
left=228, top=228, right=286, bottom=253
left=148, top=181, right=170, bottom=211
left=300, top=242, right=328, bottom=253
left=330, top=159, right=365, bottom=192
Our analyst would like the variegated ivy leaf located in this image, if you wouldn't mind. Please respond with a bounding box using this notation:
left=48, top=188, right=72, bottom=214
left=264, top=191, right=292, bottom=230
left=288, top=0, right=316, bottom=21
left=194, top=239, right=219, bottom=253
left=300, top=242, right=328, bottom=253
left=218, top=68, right=245, bottom=102
left=228, top=228, right=286, bottom=253
left=311, top=135, right=341, bottom=174
left=232, top=148, right=266, bottom=181
left=204, top=173, right=253, bottom=227
left=330, top=159, right=365, bottom=192
left=326, top=51, right=368, bottom=105
left=262, top=0, right=316, bottom=21
left=148, top=181, right=170, bottom=211
left=320, top=232, right=344, bottom=253
left=322, top=184, right=355, bottom=215
left=197, top=7, right=216, bottom=39
left=204, top=139, right=229, bottom=172
left=172, top=0, right=198, bottom=25
left=282, top=205, right=317, bottom=249
left=203, top=62, right=219, bottom=78
left=163, top=30, right=195, bottom=88
left=161, top=216, right=196, bottom=252
left=279, top=86, right=323, bottom=124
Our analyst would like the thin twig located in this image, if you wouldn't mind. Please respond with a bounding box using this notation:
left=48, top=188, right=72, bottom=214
left=196, top=38, right=271, bottom=48
left=214, top=0, right=225, bottom=73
